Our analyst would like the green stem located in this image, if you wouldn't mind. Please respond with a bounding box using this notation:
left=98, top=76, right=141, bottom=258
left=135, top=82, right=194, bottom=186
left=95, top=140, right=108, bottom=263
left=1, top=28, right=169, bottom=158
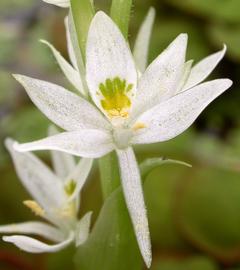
left=99, top=152, right=121, bottom=200
left=70, top=0, right=95, bottom=61
left=110, top=0, right=133, bottom=39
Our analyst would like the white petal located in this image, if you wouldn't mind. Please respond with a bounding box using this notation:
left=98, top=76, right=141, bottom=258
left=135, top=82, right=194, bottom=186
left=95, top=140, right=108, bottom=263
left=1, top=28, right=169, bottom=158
left=64, top=16, right=78, bottom=70
left=133, top=8, right=156, bottom=73
left=176, top=60, right=193, bottom=93
left=132, top=79, right=232, bottom=144
left=48, top=125, right=76, bottom=179
left=67, top=158, right=93, bottom=201
left=5, top=138, right=66, bottom=211
left=13, top=74, right=110, bottom=131
left=40, top=40, right=85, bottom=95
left=116, top=147, right=151, bottom=268
left=86, top=11, right=137, bottom=115
left=3, top=233, right=74, bottom=253
left=75, top=212, right=92, bottom=247
left=183, top=45, right=227, bottom=91
left=42, top=0, right=69, bottom=7
left=65, top=13, right=88, bottom=97
left=0, top=222, right=64, bottom=242
left=131, top=34, right=188, bottom=121
left=14, top=130, right=115, bottom=159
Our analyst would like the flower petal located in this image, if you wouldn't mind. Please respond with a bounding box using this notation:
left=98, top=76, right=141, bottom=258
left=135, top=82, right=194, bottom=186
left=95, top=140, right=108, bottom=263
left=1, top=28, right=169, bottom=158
left=65, top=14, right=88, bottom=97
left=86, top=11, right=137, bottom=117
left=132, top=79, right=232, bottom=144
left=133, top=7, right=155, bottom=73
left=0, top=222, right=64, bottom=242
left=66, top=158, right=93, bottom=201
left=183, top=45, right=227, bottom=91
left=5, top=138, right=66, bottom=211
left=42, top=0, right=69, bottom=7
left=13, top=74, right=110, bottom=131
left=75, top=212, right=92, bottom=247
left=116, top=147, right=151, bottom=268
left=40, top=40, right=85, bottom=95
left=48, top=125, right=76, bottom=179
left=176, top=60, right=193, bottom=93
left=14, top=130, right=114, bottom=159
left=64, top=16, right=78, bottom=70
left=131, top=34, right=188, bottom=121
left=3, top=233, right=74, bottom=253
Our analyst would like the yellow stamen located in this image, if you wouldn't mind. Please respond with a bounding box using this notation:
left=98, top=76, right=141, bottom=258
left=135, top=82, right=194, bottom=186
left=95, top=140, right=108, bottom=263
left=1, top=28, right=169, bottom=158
left=23, top=200, right=45, bottom=217
left=99, top=77, right=133, bottom=119
left=133, top=122, right=147, bottom=131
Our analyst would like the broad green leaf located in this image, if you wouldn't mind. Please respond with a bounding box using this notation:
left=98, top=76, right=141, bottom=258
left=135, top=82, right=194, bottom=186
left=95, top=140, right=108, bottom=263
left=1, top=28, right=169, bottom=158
left=152, top=256, right=219, bottom=270
left=176, top=168, right=240, bottom=263
left=75, top=188, right=142, bottom=270
left=98, top=152, right=121, bottom=199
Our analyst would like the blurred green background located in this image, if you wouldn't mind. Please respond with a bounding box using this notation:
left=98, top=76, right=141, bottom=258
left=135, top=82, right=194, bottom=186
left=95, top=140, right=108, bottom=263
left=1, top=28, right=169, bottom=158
left=1, top=0, right=240, bottom=269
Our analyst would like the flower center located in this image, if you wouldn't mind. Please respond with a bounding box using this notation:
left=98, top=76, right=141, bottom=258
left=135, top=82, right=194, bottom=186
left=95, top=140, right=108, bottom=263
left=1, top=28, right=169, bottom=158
left=98, top=77, right=133, bottom=119
left=113, top=127, right=133, bottom=149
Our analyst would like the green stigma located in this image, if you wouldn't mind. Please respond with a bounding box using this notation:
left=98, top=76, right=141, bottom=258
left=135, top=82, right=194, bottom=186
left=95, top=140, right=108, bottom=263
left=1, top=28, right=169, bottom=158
left=98, top=77, right=133, bottom=118
left=64, top=179, right=77, bottom=196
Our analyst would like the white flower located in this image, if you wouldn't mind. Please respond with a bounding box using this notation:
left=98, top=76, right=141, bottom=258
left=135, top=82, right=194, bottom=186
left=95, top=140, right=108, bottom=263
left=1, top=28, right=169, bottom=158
left=13, top=11, right=232, bottom=267
left=42, top=0, right=70, bottom=8
left=1, top=128, right=93, bottom=253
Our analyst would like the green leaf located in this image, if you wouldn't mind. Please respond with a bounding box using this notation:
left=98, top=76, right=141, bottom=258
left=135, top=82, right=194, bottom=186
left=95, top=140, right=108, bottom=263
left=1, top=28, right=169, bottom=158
left=176, top=168, right=240, bottom=263
left=98, top=152, right=121, bottom=199
left=70, top=0, right=95, bottom=60
left=140, top=157, right=191, bottom=180
left=152, top=256, right=219, bottom=270
left=75, top=188, right=142, bottom=270
left=110, top=0, right=133, bottom=39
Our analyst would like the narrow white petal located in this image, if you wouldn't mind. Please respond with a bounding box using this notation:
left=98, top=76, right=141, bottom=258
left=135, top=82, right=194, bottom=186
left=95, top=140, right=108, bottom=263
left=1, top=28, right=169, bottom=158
left=64, top=16, right=78, bottom=70
left=183, top=45, right=227, bottom=91
left=42, top=0, right=69, bottom=7
left=40, top=40, right=85, bottom=95
left=75, top=212, right=92, bottom=247
left=5, top=138, right=66, bottom=211
left=131, top=34, right=188, bottom=121
left=86, top=11, right=137, bottom=116
left=13, top=74, right=110, bottom=131
left=65, top=13, right=88, bottom=97
left=14, top=130, right=114, bottom=159
left=176, top=60, right=193, bottom=93
left=48, top=125, right=76, bottom=179
left=116, top=148, right=152, bottom=268
left=133, top=8, right=156, bottom=73
left=133, top=79, right=232, bottom=144
left=67, top=158, right=93, bottom=201
left=0, top=222, right=64, bottom=242
left=3, top=233, right=74, bottom=253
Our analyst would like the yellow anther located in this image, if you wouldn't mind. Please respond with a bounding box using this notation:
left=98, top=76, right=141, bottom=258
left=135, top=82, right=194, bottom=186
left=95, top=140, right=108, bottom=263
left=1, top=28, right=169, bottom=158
left=133, top=122, right=146, bottom=131
left=23, top=200, right=45, bottom=217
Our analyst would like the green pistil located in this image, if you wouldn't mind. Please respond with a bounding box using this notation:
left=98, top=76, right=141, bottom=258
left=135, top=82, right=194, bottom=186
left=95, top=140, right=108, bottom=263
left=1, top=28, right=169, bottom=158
left=99, top=77, right=133, bottom=117
left=64, top=179, right=77, bottom=196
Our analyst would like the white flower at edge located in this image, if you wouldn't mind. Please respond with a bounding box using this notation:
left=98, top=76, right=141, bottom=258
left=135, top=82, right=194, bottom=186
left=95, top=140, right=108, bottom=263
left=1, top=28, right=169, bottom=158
left=1, top=127, right=93, bottom=253
left=42, top=0, right=70, bottom=8
left=12, top=11, right=232, bottom=268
